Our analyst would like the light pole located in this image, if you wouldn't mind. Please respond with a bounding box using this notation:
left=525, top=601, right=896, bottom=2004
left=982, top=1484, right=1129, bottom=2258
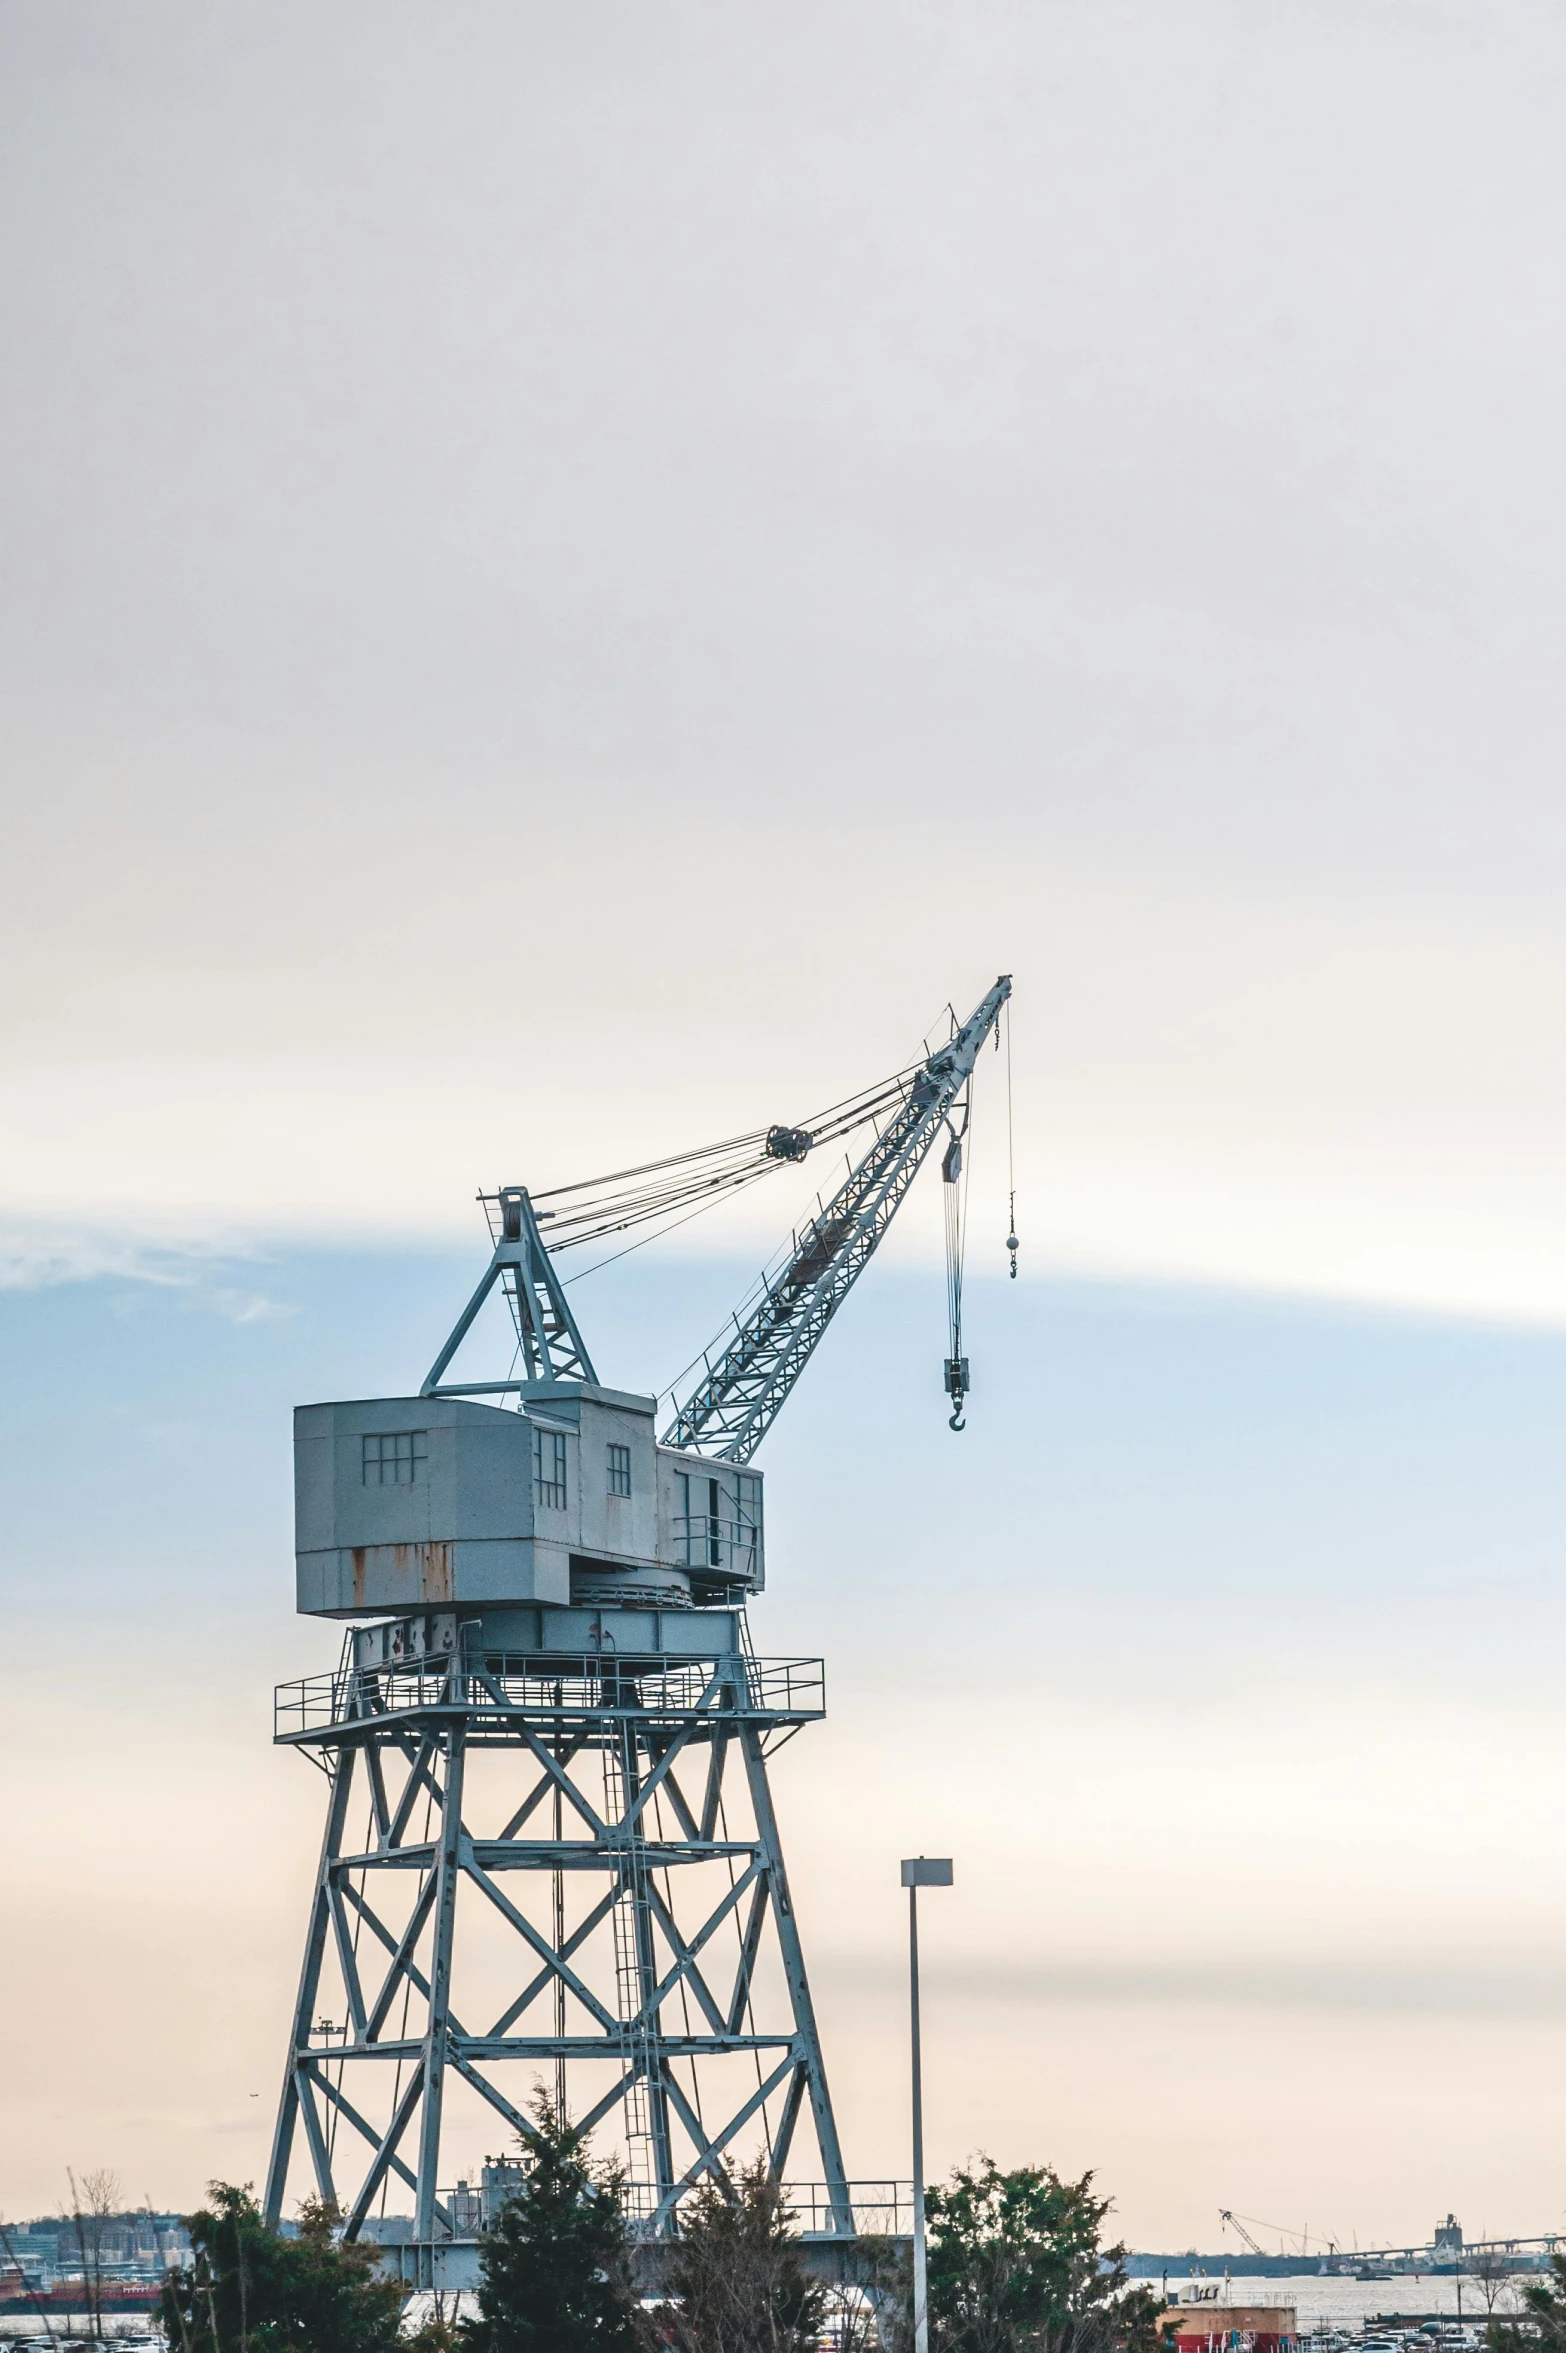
left=902, top=1855, right=953, bottom=2353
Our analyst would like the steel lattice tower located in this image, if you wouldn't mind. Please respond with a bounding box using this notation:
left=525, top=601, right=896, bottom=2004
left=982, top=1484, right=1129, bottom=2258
left=265, top=1631, right=852, bottom=2283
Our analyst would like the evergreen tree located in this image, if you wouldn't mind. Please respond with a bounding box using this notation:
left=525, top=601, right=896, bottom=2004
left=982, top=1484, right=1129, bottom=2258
left=923, top=2159, right=1163, bottom=2353
left=461, top=2091, right=642, bottom=2353
left=660, top=2157, right=826, bottom=2353
left=159, top=2183, right=405, bottom=2353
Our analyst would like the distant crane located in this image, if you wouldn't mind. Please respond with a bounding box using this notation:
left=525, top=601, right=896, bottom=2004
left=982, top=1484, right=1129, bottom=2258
left=1220, top=2209, right=1338, bottom=2260
left=1219, top=2211, right=1272, bottom=2261
left=1221, top=2212, right=1566, bottom=2270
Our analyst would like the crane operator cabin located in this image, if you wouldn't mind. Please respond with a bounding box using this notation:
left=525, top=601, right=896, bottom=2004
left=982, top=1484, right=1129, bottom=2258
left=290, top=973, right=1011, bottom=1664
left=295, top=1381, right=763, bottom=1621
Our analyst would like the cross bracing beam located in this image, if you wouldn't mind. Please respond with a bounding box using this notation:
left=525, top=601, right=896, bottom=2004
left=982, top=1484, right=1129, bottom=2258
left=336, top=1879, right=442, bottom=2016
left=769, top=2064, right=810, bottom=2176
left=364, top=1878, right=439, bottom=2040
left=497, top=1735, right=588, bottom=1840
left=576, top=2060, right=657, bottom=2141
left=448, top=2052, right=550, bottom=2153
left=650, top=2050, right=802, bottom=2231
left=645, top=1739, right=705, bottom=1843
left=327, top=1882, right=369, bottom=2037
left=459, top=1847, right=624, bottom=2035
left=727, top=1874, right=772, bottom=2035
left=266, top=1655, right=852, bottom=2272
left=487, top=1884, right=623, bottom=2037
left=386, top=1734, right=442, bottom=1842
left=345, top=2064, right=429, bottom=2236
left=295, top=2065, right=337, bottom=2203
left=312, top=2069, right=421, bottom=2193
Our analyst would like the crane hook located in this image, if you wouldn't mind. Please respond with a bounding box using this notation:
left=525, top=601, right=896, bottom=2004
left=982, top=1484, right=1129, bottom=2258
left=948, top=1406, right=966, bottom=1432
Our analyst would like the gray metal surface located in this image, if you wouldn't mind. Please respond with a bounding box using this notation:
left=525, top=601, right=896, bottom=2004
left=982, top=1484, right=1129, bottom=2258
left=264, top=1628, right=851, bottom=2281
left=422, top=1186, right=596, bottom=1396
left=292, top=1388, right=764, bottom=1618
left=662, top=976, right=1011, bottom=1461
left=373, top=2196, right=913, bottom=2294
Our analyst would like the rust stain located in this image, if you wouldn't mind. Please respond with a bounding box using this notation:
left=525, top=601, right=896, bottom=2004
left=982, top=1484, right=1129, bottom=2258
left=348, top=1541, right=451, bottom=1605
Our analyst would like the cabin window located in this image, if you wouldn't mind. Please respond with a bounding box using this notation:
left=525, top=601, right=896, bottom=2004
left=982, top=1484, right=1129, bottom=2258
left=607, top=1443, right=632, bottom=1497
left=532, top=1427, right=568, bottom=1510
left=362, top=1431, right=428, bottom=1486
left=737, top=1473, right=762, bottom=1568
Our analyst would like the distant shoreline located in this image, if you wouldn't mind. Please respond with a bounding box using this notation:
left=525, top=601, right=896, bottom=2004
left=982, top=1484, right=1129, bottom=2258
left=1126, top=2260, right=1505, bottom=2281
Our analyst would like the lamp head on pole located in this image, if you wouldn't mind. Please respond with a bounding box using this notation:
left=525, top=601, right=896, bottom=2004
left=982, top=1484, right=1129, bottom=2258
left=901, top=1857, right=954, bottom=1887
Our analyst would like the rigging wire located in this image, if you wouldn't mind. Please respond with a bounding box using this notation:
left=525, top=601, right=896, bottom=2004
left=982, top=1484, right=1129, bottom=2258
left=476, top=987, right=1015, bottom=1434
left=942, top=1165, right=962, bottom=1369
left=560, top=1190, right=756, bottom=1291
left=486, top=1065, right=918, bottom=1261
left=941, top=1085, right=973, bottom=1429
left=1005, top=997, right=1019, bottom=1279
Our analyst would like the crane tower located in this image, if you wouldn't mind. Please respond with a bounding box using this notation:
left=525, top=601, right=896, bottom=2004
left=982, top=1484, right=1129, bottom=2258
left=264, top=977, right=1012, bottom=2285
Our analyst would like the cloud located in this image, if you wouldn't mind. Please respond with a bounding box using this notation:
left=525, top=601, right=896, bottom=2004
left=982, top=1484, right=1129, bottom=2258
left=940, top=1958, right=1566, bottom=2023
left=0, top=1229, right=294, bottom=1323
left=203, top=1286, right=297, bottom=1327
left=827, top=1951, right=1566, bottom=2023
left=0, top=1231, right=194, bottom=1292
left=5, top=6, right=1566, bottom=1329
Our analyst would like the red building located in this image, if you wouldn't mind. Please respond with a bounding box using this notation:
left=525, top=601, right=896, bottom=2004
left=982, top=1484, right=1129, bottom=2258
left=1162, top=2302, right=1297, bottom=2353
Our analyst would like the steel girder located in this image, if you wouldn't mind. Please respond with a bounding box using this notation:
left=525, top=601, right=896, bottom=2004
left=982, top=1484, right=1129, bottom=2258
left=663, top=975, right=1011, bottom=1461
left=263, top=1657, right=851, bottom=2282
left=420, top=1186, right=596, bottom=1397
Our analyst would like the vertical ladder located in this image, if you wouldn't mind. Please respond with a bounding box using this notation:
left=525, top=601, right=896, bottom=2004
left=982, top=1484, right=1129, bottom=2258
left=603, top=1726, right=657, bottom=2215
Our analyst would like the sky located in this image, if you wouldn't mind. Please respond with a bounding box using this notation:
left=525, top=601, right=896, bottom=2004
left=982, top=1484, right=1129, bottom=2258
left=4, top=0, right=1566, bottom=2251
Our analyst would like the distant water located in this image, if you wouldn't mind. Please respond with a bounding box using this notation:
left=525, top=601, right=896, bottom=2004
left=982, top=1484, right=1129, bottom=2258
left=1159, top=2274, right=1526, bottom=2328
left=0, top=2275, right=1526, bottom=2339
left=0, top=2330, right=161, bottom=2343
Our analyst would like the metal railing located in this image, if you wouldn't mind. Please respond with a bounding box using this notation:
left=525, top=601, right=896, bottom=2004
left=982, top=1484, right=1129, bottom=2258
left=275, top=1652, right=825, bottom=1739
left=781, top=2180, right=913, bottom=2238
left=433, top=2176, right=913, bottom=2240
left=671, top=1512, right=762, bottom=1578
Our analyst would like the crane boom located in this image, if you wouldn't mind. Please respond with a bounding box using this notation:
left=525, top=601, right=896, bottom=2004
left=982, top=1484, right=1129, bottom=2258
left=663, top=975, right=1012, bottom=1462
left=1219, top=2210, right=1269, bottom=2260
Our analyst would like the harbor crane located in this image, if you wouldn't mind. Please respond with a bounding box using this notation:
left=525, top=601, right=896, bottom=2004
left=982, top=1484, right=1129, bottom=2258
left=1220, top=2209, right=1339, bottom=2260
left=265, top=977, right=1013, bottom=2288
left=1219, top=2212, right=1273, bottom=2261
